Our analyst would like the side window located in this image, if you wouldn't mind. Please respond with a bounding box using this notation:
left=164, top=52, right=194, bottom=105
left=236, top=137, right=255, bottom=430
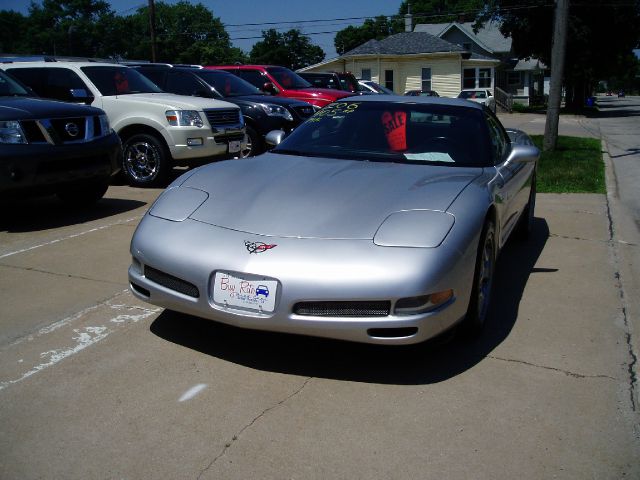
left=166, top=72, right=203, bottom=96
left=237, top=70, right=266, bottom=89
left=6, top=68, right=47, bottom=97
left=138, top=69, right=166, bottom=89
left=45, top=68, right=90, bottom=102
left=485, top=114, right=509, bottom=164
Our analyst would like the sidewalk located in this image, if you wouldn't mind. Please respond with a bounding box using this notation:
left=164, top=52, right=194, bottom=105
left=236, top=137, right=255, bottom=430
left=497, top=111, right=600, bottom=138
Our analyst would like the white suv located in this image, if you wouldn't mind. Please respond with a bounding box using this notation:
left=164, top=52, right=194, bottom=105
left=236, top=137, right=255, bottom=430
left=1, top=61, right=246, bottom=186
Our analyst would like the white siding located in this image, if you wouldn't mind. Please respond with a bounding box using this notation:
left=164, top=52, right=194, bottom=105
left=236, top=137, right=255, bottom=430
left=398, top=57, right=461, bottom=97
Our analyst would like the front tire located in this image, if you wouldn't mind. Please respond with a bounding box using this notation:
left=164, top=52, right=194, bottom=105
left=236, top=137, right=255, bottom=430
left=122, top=133, right=170, bottom=187
left=462, top=219, right=496, bottom=336
left=240, top=125, right=263, bottom=158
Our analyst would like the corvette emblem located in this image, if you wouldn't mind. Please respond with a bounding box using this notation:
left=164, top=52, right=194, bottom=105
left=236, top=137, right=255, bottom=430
left=245, top=240, right=277, bottom=254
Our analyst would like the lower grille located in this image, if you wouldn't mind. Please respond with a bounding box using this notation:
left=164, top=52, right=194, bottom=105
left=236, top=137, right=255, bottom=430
left=37, top=155, right=109, bottom=174
left=144, top=266, right=200, bottom=298
left=294, top=301, right=390, bottom=317
left=217, top=133, right=245, bottom=142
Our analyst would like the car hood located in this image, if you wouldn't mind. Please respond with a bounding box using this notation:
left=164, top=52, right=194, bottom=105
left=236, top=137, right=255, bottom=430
left=110, top=93, right=238, bottom=111
left=183, top=152, right=481, bottom=239
left=230, top=94, right=313, bottom=108
left=0, top=96, right=101, bottom=120
left=283, top=88, right=353, bottom=101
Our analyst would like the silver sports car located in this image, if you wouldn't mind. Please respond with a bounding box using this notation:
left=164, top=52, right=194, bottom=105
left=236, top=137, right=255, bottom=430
left=129, top=96, right=539, bottom=345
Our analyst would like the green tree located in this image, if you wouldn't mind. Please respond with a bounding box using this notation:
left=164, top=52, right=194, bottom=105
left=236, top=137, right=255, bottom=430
left=122, top=1, right=245, bottom=64
left=0, top=10, right=30, bottom=54
left=333, top=1, right=483, bottom=55
left=480, top=0, right=640, bottom=109
left=250, top=29, right=325, bottom=70
left=334, top=16, right=395, bottom=55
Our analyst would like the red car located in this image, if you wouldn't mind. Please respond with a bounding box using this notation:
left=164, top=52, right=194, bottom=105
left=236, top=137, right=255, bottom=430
left=204, top=65, right=354, bottom=107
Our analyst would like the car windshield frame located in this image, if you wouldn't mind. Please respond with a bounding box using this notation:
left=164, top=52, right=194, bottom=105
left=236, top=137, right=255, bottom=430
left=273, top=101, right=492, bottom=168
left=265, top=67, right=312, bottom=89
left=81, top=66, right=163, bottom=96
left=0, top=70, right=32, bottom=97
left=193, top=70, right=263, bottom=98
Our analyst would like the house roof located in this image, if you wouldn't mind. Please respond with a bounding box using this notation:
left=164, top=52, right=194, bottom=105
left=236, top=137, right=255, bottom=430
left=414, top=21, right=511, bottom=54
left=343, top=32, right=467, bottom=56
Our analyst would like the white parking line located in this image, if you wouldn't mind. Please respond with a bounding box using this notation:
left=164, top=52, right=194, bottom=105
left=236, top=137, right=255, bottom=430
left=0, top=215, right=143, bottom=260
left=0, top=293, right=160, bottom=392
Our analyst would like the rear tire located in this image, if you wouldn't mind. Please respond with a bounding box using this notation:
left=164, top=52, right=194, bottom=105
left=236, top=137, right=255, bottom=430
left=461, top=219, right=496, bottom=337
left=516, top=174, right=536, bottom=240
left=122, top=133, right=170, bottom=187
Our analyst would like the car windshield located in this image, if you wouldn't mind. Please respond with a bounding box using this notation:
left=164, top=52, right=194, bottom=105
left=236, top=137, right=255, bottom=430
left=81, top=66, right=163, bottom=96
left=459, top=91, right=486, bottom=99
left=273, top=101, right=490, bottom=167
left=194, top=70, right=262, bottom=97
left=338, top=74, right=359, bottom=92
left=265, top=67, right=312, bottom=89
left=365, top=82, right=394, bottom=95
left=0, top=70, right=31, bottom=97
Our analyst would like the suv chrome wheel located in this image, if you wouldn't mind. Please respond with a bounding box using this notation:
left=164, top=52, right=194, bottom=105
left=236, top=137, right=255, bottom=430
left=122, top=134, right=169, bottom=187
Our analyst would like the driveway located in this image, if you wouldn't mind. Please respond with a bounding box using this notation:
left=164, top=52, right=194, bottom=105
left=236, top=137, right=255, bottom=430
left=0, top=106, right=639, bottom=478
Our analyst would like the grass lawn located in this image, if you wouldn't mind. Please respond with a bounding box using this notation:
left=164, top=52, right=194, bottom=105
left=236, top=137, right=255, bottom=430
left=530, top=135, right=605, bottom=194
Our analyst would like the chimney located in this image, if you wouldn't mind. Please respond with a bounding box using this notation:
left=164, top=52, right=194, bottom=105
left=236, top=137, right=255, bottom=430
left=405, top=3, right=412, bottom=32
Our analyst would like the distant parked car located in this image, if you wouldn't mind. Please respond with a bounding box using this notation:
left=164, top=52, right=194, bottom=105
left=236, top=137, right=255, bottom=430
left=0, top=69, right=121, bottom=203
left=405, top=89, right=440, bottom=97
left=133, top=64, right=317, bottom=158
left=358, top=80, right=396, bottom=95
left=1, top=61, right=245, bottom=187
left=205, top=65, right=354, bottom=108
left=298, top=71, right=370, bottom=95
left=457, top=89, right=496, bottom=112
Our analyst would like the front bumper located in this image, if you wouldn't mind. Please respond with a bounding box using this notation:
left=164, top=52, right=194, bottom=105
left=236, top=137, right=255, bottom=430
left=128, top=215, right=477, bottom=345
left=166, top=124, right=246, bottom=161
left=0, top=132, right=121, bottom=196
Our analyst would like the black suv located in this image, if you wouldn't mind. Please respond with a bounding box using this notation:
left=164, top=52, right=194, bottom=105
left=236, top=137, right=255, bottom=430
left=0, top=70, right=121, bottom=203
left=132, top=65, right=317, bottom=157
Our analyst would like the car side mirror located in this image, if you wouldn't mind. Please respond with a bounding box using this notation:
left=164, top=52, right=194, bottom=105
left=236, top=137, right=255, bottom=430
left=265, top=130, right=286, bottom=147
left=262, top=82, right=278, bottom=95
left=505, top=145, right=540, bottom=166
left=69, top=88, right=94, bottom=104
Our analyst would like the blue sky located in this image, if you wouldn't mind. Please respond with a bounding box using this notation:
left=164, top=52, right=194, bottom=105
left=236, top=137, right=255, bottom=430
left=2, top=0, right=403, bottom=58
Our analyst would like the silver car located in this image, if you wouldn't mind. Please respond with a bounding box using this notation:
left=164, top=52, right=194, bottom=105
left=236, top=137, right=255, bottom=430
left=458, top=89, right=497, bottom=112
left=129, top=96, right=539, bottom=345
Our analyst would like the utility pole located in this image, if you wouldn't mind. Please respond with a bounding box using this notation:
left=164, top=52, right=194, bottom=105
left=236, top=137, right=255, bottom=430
left=543, top=0, right=569, bottom=151
left=148, top=0, right=157, bottom=62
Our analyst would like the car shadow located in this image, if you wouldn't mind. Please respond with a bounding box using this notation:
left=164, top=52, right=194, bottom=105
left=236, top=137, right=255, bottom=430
left=150, top=218, right=550, bottom=385
left=0, top=195, right=146, bottom=233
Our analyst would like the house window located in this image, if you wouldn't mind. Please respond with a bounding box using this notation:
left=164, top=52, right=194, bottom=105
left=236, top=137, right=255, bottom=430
left=421, top=68, right=432, bottom=91
left=463, top=68, right=476, bottom=89
left=507, top=71, right=522, bottom=86
left=463, top=67, right=493, bottom=89
left=384, top=70, right=394, bottom=91
left=361, top=68, right=371, bottom=81
left=479, top=68, right=492, bottom=88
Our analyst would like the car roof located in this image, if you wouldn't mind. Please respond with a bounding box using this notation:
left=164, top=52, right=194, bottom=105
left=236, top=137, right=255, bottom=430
left=334, top=95, right=483, bottom=109
left=1, top=61, right=125, bottom=68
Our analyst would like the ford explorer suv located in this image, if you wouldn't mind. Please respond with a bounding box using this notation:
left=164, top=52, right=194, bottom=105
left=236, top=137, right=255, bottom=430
left=1, top=61, right=245, bottom=186
left=0, top=69, right=121, bottom=203
left=205, top=65, right=354, bottom=108
left=133, top=65, right=317, bottom=157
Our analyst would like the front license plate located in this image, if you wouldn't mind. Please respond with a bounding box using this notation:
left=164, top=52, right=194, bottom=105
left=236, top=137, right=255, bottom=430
left=228, top=140, right=241, bottom=153
left=213, top=272, right=277, bottom=313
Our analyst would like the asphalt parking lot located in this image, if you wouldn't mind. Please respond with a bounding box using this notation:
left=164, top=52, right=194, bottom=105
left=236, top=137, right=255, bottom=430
left=1, top=105, right=639, bottom=478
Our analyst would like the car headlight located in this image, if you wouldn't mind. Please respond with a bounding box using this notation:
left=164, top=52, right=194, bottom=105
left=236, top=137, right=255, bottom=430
left=98, top=114, right=110, bottom=135
left=165, top=110, right=204, bottom=127
left=394, top=290, right=454, bottom=315
left=0, top=120, right=27, bottom=144
left=374, top=210, right=455, bottom=248
left=258, top=103, right=294, bottom=121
